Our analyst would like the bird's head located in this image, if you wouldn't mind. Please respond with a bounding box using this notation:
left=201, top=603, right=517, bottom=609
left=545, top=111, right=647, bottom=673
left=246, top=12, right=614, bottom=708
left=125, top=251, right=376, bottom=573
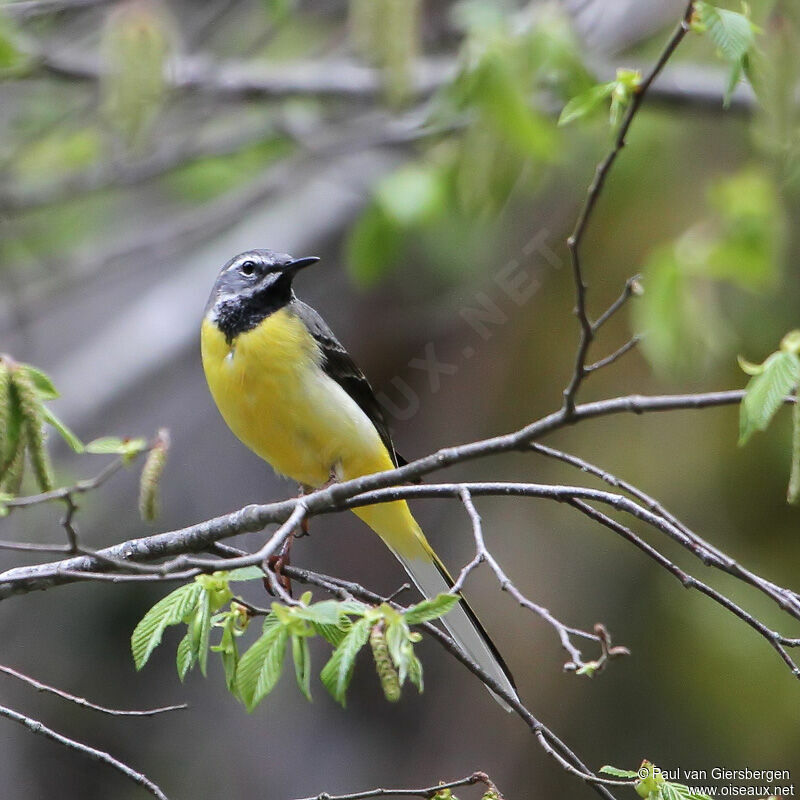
left=206, top=249, right=320, bottom=342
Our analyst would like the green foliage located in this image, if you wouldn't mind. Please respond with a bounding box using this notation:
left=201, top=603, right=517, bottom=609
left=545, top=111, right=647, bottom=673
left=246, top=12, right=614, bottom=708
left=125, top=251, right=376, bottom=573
left=601, top=761, right=712, bottom=800
left=737, top=331, right=800, bottom=503
left=13, top=129, right=102, bottom=182
left=559, top=69, right=642, bottom=128
left=634, top=168, right=784, bottom=376
left=693, top=2, right=759, bottom=107
left=0, top=15, right=30, bottom=77
left=133, top=578, right=458, bottom=710
left=0, top=358, right=87, bottom=497
left=166, top=139, right=291, bottom=204
left=86, top=436, right=148, bottom=461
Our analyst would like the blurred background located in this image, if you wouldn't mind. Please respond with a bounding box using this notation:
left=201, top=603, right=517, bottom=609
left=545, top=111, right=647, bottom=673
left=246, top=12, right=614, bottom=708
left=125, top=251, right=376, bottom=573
left=0, top=0, right=798, bottom=797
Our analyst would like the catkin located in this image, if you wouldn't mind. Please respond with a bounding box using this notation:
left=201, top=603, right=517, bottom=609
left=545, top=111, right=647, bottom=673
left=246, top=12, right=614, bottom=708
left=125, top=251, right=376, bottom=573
left=11, top=367, right=53, bottom=492
left=0, top=359, right=12, bottom=477
left=1, top=428, right=26, bottom=495
left=369, top=621, right=401, bottom=702
left=139, top=429, right=169, bottom=522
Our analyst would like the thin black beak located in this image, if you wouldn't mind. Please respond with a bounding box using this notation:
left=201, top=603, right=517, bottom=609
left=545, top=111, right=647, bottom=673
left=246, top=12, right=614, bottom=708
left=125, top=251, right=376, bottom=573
left=285, top=256, right=320, bottom=273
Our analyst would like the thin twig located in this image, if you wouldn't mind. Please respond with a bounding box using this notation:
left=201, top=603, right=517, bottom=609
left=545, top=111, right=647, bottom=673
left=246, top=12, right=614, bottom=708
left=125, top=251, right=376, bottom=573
left=567, top=499, right=800, bottom=676
left=0, top=703, right=169, bottom=799
left=280, top=567, right=625, bottom=799
left=0, top=664, right=187, bottom=716
left=455, top=488, right=602, bottom=669
left=562, top=3, right=696, bottom=415
left=294, top=771, right=501, bottom=800
left=585, top=335, right=641, bottom=373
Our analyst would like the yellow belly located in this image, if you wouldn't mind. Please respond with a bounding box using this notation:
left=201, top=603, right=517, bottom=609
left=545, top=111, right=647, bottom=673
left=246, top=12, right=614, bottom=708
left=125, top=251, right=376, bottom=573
left=200, top=310, right=394, bottom=488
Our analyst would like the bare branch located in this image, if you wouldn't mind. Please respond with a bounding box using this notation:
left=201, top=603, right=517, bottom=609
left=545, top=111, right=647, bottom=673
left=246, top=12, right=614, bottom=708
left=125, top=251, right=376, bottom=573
left=0, top=702, right=170, bottom=799
left=455, top=488, right=603, bottom=671
left=1, top=0, right=114, bottom=18
left=567, top=499, right=800, bottom=677
left=562, top=2, right=695, bottom=415
left=293, top=771, right=502, bottom=800
left=0, top=664, right=187, bottom=716
left=0, top=388, right=790, bottom=598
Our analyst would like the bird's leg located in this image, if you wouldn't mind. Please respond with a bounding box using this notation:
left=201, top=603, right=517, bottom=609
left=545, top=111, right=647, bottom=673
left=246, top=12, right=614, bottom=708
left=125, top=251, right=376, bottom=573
left=264, top=487, right=310, bottom=598
left=294, top=484, right=312, bottom=539
left=264, top=472, right=338, bottom=598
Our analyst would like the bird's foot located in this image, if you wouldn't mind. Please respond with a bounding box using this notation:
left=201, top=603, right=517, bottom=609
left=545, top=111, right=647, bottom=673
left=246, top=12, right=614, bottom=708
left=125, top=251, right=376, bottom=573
left=264, top=533, right=294, bottom=598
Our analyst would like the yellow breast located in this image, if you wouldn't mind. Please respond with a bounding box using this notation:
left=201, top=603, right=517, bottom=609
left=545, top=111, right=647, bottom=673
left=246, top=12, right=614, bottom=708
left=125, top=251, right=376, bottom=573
left=200, top=309, right=392, bottom=488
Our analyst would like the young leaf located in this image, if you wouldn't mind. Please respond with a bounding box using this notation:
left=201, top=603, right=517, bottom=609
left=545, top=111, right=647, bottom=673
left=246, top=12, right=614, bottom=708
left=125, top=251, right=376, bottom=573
left=320, top=617, right=371, bottom=706
left=694, top=3, right=758, bottom=107
left=225, top=566, right=265, bottom=582
left=41, top=407, right=84, bottom=453
left=19, top=365, right=59, bottom=400
left=558, top=82, right=614, bottom=126
left=236, top=624, right=289, bottom=711
left=404, top=593, right=460, bottom=625
left=291, top=633, right=312, bottom=701
left=738, top=350, right=800, bottom=445
left=131, top=582, right=204, bottom=670
left=312, top=619, right=351, bottom=648
left=176, top=632, right=195, bottom=681
left=599, top=766, right=638, bottom=778
left=193, top=591, right=212, bottom=677
left=695, top=3, right=755, bottom=63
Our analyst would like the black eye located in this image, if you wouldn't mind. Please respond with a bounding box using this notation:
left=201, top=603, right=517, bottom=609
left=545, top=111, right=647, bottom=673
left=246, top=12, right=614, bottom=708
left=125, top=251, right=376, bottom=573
left=240, top=260, right=256, bottom=276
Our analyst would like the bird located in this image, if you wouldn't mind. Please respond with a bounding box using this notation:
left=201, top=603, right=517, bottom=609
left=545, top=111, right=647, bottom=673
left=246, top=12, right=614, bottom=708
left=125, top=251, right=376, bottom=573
left=200, top=248, right=517, bottom=708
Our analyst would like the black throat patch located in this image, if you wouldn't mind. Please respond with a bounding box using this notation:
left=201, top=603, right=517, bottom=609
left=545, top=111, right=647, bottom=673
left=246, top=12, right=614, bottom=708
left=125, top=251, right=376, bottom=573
left=213, top=283, right=293, bottom=345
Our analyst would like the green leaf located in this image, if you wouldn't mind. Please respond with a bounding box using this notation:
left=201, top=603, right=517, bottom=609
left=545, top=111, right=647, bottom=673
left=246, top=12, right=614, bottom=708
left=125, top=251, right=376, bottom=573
left=470, top=52, right=558, bottom=160
left=385, top=617, right=414, bottom=685
left=404, top=593, right=460, bottom=625
left=694, top=3, right=758, bottom=107
left=312, top=620, right=351, bottom=648
left=86, top=436, right=147, bottom=456
left=696, top=3, right=756, bottom=63
left=376, top=164, right=447, bottom=227
left=600, top=766, right=639, bottom=779
left=739, top=350, right=800, bottom=445
left=320, top=617, right=371, bottom=706
left=292, top=633, right=312, bottom=701
left=346, top=204, right=404, bottom=288
left=41, top=407, right=84, bottom=453
left=191, top=590, right=212, bottom=677
left=19, top=365, right=59, bottom=400
left=558, top=82, right=614, bottom=126
left=211, top=613, right=241, bottom=692
left=236, top=625, right=289, bottom=711
left=176, top=632, right=195, bottom=681
left=407, top=652, right=423, bottom=692
left=131, top=582, right=204, bottom=670
left=224, top=566, right=265, bottom=582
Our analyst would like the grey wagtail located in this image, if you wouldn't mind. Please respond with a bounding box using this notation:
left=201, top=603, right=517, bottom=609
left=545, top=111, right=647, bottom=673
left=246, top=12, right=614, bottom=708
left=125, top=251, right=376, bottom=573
left=201, top=249, right=517, bottom=707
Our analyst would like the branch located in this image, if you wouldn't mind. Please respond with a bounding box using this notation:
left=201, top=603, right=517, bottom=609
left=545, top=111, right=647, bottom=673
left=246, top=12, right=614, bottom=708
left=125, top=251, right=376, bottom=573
left=0, top=389, right=780, bottom=599
left=454, top=488, right=605, bottom=671
left=0, top=664, right=187, bottom=716
left=1, top=0, right=114, bottom=17
left=562, top=2, right=695, bottom=415
left=294, top=771, right=502, bottom=800
left=279, top=566, right=626, bottom=800
left=0, top=702, right=169, bottom=799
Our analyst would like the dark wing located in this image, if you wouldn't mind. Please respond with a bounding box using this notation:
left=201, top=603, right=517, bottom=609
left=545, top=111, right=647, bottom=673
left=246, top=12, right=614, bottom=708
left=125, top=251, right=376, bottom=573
left=290, top=298, right=405, bottom=468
